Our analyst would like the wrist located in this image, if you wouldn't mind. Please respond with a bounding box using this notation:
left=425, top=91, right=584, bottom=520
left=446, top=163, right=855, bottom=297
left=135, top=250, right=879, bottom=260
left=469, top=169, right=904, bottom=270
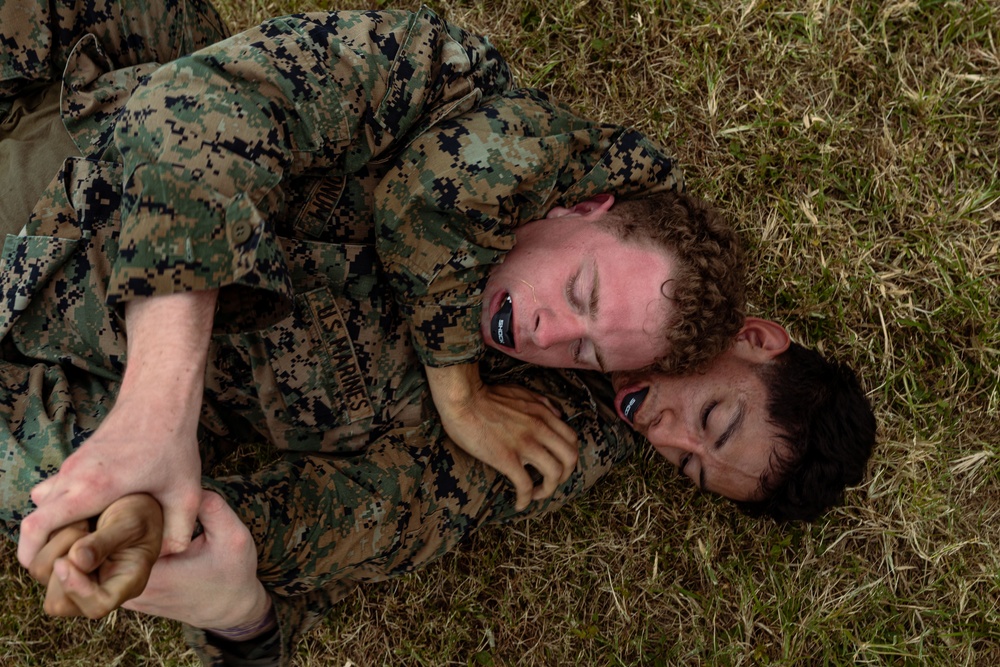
left=206, top=588, right=274, bottom=640
left=425, top=362, right=484, bottom=406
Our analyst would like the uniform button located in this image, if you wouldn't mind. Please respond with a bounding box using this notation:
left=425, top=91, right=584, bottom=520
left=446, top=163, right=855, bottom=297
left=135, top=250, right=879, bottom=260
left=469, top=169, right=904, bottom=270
left=229, top=220, right=253, bottom=244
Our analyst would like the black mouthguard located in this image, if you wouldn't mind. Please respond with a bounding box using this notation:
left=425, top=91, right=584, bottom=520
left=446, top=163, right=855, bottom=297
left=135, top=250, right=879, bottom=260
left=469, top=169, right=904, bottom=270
left=620, top=387, right=649, bottom=423
left=490, top=295, right=515, bottom=349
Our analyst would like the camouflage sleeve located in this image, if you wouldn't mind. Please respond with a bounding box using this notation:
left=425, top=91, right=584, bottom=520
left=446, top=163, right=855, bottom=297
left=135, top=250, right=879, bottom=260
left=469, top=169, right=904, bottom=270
left=374, top=89, right=683, bottom=366
left=196, top=361, right=640, bottom=663
left=0, top=0, right=228, bottom=101
left=110, top=8, right=511, bottom=332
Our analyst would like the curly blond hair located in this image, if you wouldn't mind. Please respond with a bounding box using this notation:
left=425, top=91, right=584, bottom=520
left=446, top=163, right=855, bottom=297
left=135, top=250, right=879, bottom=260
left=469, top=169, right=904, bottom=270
left=598, top=190, right=746, bottom=373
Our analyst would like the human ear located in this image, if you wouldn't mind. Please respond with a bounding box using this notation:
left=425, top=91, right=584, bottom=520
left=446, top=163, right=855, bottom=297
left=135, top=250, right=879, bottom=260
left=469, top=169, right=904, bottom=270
left=544, top=193, right=615, bottom=219
left=734, top=318, right=790, bottom=360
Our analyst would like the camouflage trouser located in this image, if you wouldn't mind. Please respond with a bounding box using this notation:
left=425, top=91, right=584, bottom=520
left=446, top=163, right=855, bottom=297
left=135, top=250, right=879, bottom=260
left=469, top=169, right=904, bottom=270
left=186, top=355, right=625, bottom=666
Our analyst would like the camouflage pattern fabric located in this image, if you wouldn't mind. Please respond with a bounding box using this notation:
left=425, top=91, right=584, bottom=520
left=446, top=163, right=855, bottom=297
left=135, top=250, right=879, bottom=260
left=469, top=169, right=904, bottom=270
left=188, top=358, right=635, bottom=665
left=0, top=0, right=229, bottom=127
left=0, top=3, right=681, bottom=664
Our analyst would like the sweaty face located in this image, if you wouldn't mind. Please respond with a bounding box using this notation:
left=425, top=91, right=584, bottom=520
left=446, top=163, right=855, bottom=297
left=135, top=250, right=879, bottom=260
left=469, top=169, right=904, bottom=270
left=612, top=344, right=786, bottom=501
left=480, top=198, right=675, bottom=371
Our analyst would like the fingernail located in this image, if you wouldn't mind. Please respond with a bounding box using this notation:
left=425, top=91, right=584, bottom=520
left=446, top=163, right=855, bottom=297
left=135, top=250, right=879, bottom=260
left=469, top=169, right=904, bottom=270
left=77, top=547, right=95, bottom=571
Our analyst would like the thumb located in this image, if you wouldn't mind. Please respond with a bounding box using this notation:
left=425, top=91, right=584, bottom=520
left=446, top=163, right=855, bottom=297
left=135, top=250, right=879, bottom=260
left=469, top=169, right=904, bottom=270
left=159, top=497, right=200, bottom=556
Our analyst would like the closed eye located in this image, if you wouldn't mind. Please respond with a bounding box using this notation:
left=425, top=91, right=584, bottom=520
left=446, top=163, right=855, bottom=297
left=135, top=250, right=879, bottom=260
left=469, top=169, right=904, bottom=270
left=589, top=262, right=600, bottom=318
left=701, top=400, right=718, bottom=429
left=566, top=268, right=582, bottom=311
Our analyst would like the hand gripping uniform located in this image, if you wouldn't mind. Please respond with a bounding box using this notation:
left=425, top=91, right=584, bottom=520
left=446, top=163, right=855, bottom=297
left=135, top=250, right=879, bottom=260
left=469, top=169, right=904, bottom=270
left=0, top=2, right=683, bottom=663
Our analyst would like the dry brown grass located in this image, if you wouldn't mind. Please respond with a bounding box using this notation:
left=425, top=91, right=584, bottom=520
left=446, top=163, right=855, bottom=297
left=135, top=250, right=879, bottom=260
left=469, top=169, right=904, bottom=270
left=3, top=0, right=999, bottom=664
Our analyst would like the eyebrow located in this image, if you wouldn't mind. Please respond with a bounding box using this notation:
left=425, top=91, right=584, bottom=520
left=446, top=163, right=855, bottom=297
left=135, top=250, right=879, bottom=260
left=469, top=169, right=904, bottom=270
left=699, top=400, right=747, bottom=492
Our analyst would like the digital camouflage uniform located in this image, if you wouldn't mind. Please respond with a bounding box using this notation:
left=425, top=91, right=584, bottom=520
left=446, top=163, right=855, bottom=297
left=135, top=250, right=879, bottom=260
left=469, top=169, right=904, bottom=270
left=0, top=2, right=683, bottom=664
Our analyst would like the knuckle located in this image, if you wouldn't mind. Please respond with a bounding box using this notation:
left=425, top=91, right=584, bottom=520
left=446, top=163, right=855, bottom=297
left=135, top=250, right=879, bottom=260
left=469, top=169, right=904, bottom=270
left=228, top=526, right=253, bottom=554
left=29, top=486, right=45, bottom=504
left=46, top=597, right=72, bottom=617
left=522, top=414, right=547, bottom=431
left=201, top=491, right=227, bottom=513
left=20, top=512, right=47, bottom=537
left=27, top=563, right=45, bottom=583
left=21, top=512, right=38, bottom=531
left=178, top=493, right=202, bottom=517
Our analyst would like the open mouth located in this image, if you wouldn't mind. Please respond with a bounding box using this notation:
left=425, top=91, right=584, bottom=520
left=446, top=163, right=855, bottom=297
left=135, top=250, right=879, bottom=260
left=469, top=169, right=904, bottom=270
left=617, top=386, right=649, bottom=424
left=490, top=293, right=515, bottom=349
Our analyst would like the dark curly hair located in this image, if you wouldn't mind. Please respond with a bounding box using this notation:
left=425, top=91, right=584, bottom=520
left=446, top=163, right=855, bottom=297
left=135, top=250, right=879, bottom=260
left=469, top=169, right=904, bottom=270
left=597, top=191, right=746, bottom=374
left=738, top=342, right=877, bottom=522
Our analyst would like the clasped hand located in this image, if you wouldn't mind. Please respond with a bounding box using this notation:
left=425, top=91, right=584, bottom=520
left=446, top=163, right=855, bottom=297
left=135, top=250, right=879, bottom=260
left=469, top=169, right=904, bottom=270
left=18, top=290, right=217, bottom=569
left=26, top=490, right=269, bottom=632
left=26, top=494, right=163, bottom=619
left=17, top=395, right=204, bottom=569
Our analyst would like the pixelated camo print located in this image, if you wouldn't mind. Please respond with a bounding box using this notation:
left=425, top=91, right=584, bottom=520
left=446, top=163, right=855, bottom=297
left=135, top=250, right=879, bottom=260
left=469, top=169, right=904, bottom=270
left=0, top=0, right=229, bottom=119
left=0, top=1, right=514, bottom=484
left=194, top=357, right=638, bottom=665
left=0, top=5, right=655, bottom=664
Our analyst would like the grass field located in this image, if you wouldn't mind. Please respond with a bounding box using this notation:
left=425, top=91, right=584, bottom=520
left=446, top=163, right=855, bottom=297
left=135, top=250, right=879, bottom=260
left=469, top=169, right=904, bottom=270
left=2, top=0, right=999, bottom=664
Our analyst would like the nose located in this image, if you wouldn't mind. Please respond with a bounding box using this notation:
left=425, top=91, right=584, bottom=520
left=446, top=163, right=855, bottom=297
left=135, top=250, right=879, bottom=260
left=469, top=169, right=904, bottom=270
left=532, top=309, right=584, bottom=349
left=645, top=410, right=700, bottom=455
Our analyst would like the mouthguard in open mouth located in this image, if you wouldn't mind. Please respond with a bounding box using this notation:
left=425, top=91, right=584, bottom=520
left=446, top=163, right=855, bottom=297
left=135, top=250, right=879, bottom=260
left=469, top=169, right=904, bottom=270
left=620, top=387, right=649, bottom=424
left=490, top=294, right=515, bottom=349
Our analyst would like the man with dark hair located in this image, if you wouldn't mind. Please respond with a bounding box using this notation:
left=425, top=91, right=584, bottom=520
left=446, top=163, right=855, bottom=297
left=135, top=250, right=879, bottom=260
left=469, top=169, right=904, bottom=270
left=613, top=318, right=877, bottom=522
left=4, top=2, right=874, bottom=664
left=738, top=342, right=877, bottom=521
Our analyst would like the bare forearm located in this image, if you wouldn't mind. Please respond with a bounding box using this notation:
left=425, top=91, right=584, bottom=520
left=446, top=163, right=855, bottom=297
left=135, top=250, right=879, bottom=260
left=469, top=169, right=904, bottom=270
left=119, top=289, right=218, bottom=425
